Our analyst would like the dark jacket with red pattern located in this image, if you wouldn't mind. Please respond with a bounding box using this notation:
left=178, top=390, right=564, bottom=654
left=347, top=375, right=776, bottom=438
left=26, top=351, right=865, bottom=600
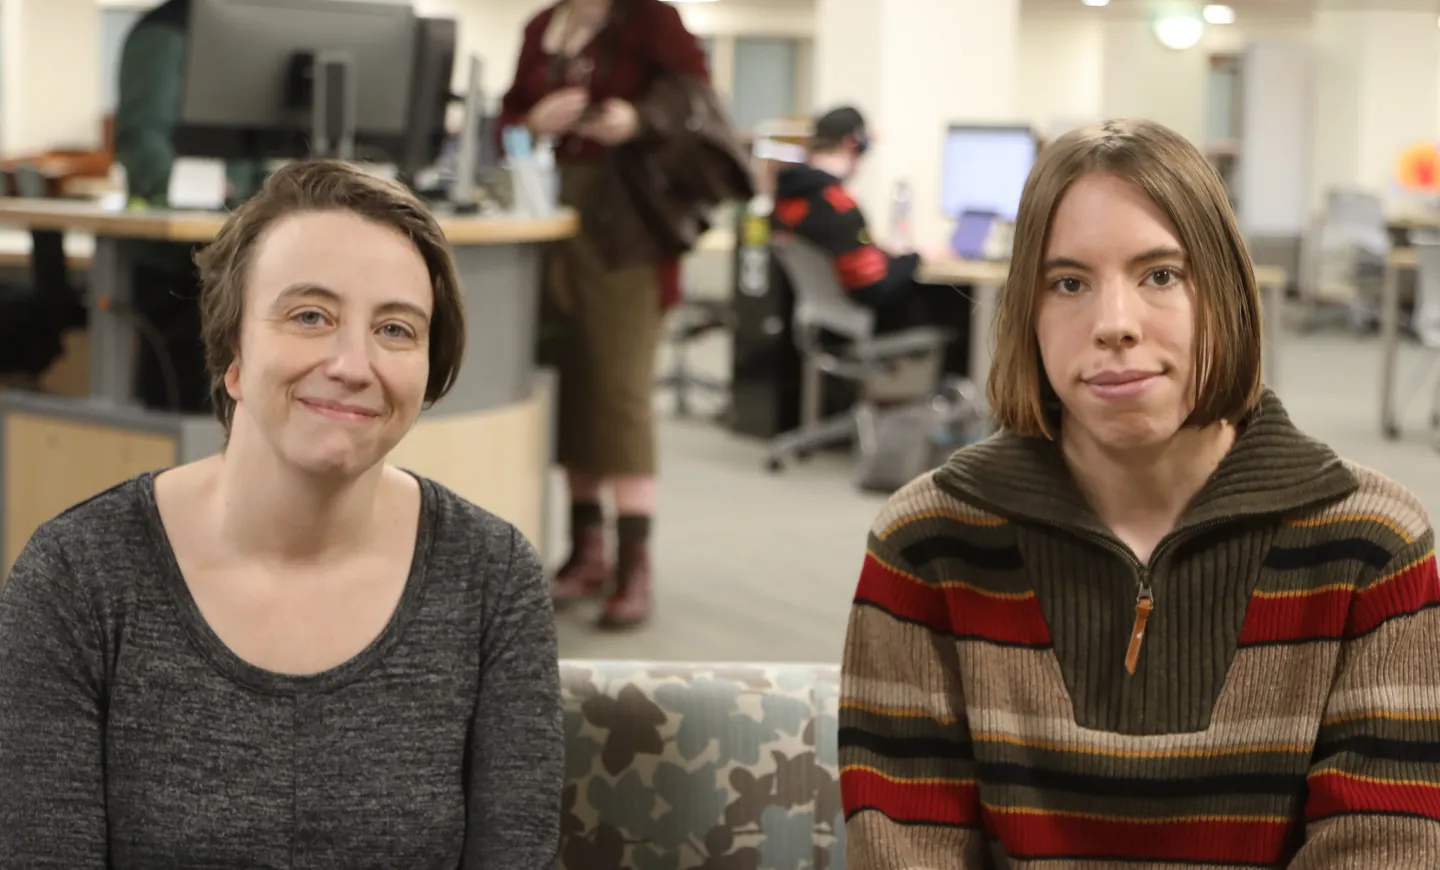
left=770, top=164, right=919, bottom=309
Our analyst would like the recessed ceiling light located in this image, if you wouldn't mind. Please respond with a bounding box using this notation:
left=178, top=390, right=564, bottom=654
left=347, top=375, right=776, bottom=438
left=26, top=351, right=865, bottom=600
left=1153, top=14, right=1205, bottom=50
left=1082, top=0, right=1110, bottom=6
left=1203, top=4, right=1236, bottom=25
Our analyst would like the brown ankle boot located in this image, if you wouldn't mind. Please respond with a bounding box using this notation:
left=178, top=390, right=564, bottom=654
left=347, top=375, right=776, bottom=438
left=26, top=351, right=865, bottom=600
left=599, top=517, right=652, bottom=629
left=551, top=504, right=609, bottom=605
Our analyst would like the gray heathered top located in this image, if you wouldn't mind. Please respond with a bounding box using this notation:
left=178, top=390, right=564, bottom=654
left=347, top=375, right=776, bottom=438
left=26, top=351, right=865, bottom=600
left=0, top=472, right=563, bottom=869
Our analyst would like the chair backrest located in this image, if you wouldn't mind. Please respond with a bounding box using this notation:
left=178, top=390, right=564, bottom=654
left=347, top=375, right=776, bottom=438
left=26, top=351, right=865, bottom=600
left=770, top=236, right=874, bottom=342
left=558, top=659, right=844, bottom=870
left=1321, top=188, right=1390, bottom=255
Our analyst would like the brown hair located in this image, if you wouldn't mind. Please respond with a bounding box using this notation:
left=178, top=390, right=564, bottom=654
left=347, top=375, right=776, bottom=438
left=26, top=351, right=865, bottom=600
left=987, top=118, right=1263, bottom=439
left=195, top=160, right=466, bottom=434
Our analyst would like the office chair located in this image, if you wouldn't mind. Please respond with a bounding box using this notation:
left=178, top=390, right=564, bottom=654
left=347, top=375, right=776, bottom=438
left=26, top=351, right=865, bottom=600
left=654, top=296, right=732, bottom=419
left=764, top=236, right=952, bottom=474
left=1299, top=188, right=1390, bottom=333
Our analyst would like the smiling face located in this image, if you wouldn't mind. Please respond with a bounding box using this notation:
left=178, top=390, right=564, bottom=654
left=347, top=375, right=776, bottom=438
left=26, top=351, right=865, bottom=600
left=1035, top=171, right=1196, bottom=451
left=224, top=209, right=433, bottom=479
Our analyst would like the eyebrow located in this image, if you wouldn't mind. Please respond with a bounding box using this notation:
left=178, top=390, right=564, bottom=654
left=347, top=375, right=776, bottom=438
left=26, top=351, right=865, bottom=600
left=271, top=282, right=431, bottom=324
left=1042, top=246, right=1187, bottom=272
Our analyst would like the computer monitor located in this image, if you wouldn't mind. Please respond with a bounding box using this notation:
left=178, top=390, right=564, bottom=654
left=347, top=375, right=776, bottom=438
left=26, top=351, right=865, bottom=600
left=176, top=0, right=422, bottom=165
left=397, top=16, right=459, bottom=183
left=939, top=125, right=1038, bottom=222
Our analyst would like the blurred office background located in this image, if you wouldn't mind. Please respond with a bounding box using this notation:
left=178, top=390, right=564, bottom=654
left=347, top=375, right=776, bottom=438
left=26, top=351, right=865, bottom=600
left=2, top=0, right=1438, bottom=667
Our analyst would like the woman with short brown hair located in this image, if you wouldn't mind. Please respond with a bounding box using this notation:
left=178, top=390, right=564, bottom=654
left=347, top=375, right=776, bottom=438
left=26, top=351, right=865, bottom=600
left=839, top=119, right=1440, bottom=867
left=0, top=160, right=563, bottom=868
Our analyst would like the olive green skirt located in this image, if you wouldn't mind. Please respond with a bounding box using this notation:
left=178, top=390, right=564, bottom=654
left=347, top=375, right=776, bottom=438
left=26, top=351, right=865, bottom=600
left=538, top=164, right=663, bottom=477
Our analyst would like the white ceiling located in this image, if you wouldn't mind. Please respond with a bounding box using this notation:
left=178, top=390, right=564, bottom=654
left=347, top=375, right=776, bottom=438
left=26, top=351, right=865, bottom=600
left=1019, top=0, right=1320, bottom=23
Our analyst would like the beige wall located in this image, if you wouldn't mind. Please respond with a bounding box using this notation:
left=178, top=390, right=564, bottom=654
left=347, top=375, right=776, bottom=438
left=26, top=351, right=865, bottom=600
left=3, top=0, right=102, bottom=154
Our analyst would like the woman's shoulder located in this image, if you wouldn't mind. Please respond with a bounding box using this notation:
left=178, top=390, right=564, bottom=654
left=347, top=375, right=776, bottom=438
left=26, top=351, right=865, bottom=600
left=3, top=474, right=155, bottom=621
left=521, top=3, right=559, bottom=39
left=413, top=474, right=541, bottom=577
left=869, top=462, right=1008, bottom=552
left=18, top=473, right=155, bottom=571
left=1298, top=460, right=1433, bottom=553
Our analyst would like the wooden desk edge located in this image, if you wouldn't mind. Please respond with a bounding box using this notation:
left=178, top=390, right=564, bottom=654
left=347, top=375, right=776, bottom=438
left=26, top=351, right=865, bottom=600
left=0, top=199, right=578, bottom=246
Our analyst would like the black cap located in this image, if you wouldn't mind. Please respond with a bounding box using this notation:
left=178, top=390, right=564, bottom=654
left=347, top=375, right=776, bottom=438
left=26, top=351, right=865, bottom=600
left=812, top=106, right=867, bottom=149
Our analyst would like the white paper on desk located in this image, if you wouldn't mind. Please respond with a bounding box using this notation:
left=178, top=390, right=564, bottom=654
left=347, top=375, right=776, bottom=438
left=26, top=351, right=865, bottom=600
left=167, top=158, right=227, bottom=210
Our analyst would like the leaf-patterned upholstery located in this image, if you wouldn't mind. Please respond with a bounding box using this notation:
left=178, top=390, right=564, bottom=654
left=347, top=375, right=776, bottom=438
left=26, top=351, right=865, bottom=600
left=559, top=660, right=844, bottom=870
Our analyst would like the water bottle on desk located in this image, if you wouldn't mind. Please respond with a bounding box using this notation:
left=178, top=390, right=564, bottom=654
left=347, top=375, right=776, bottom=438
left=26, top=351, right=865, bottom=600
left=890, top=179, right=913, bottom=251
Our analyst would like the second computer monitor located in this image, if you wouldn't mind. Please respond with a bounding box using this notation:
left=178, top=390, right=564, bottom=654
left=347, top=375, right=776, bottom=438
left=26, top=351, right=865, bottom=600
left=176, top=0, right=420, bottom=162
left=940, top=125, right=1038, bottom=222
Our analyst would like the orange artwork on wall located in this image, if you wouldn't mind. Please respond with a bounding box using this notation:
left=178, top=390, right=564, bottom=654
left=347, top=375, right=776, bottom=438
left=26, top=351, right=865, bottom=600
left=1396, top=141, right=1440, bottom=192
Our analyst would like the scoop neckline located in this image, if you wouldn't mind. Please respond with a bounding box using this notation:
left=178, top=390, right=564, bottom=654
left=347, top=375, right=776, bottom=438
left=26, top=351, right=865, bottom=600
left=136, top=469, right=437, bottom=697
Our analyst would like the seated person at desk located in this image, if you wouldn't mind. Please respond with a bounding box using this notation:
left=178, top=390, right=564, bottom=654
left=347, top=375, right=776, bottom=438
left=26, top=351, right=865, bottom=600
left=771, top=106, right=968, bottom=373
left=115, top=0, right=264, bottom=413
left=0, top=161, right=563, bottom=868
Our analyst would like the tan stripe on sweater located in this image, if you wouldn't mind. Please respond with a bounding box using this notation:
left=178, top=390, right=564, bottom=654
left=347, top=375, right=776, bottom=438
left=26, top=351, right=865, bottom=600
left=1289, top=813, right=1440, bottom=869
left=874, top=475, right=1002, bottom=541
left=846, top=810, right=986, bottom=870
left=846, top=611, right=1342, bottom=753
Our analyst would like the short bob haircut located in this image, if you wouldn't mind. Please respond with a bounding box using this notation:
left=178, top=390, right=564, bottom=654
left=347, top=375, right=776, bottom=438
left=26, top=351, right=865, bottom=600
left=195, top=160, right=467, bottom=435
left=987, top=118, right=1263, bottom=439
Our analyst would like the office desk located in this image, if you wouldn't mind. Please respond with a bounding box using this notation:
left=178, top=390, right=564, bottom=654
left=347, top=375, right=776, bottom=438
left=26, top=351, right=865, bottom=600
left=0, top=198, right=577, bottom=571
left=918, top=257, right=1290, bottom=404
left=0, top=228, right=92, bottom=271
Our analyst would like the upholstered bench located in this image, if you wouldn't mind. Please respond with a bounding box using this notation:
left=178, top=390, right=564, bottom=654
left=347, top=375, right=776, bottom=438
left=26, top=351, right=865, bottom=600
left=558, top=660, right=844, bottom=870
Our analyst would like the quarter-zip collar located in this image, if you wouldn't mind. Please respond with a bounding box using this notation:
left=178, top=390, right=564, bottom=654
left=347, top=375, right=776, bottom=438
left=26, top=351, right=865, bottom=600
left=933, top=388, right=1358, bottom=539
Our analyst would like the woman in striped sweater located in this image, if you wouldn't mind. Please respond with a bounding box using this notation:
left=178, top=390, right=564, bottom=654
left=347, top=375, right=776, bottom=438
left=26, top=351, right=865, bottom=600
left=840, top=118, right=1440, bottom=868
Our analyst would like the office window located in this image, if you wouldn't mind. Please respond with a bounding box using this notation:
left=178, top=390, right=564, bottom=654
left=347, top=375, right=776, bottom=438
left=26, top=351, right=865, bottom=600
left=100, top=7, right=146, bottom=113
left=730, top=37, right=798, bottom=131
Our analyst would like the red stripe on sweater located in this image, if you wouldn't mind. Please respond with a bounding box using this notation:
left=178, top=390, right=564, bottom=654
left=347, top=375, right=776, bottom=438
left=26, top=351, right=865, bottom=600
left=1348, top=555, right=1440, bottom=636
left=982, top=807, right=1294, bottom=865
left=835, top=246, right=889, bottom=290
left=1239, top=556, right=1439, bottom=644
left=1306, top=769, right=1440, bottom=823
left=842, top=767, right=980, bottom=827
left=856, top=553, right=1052, bottom=646
left=857, top=554, right=949, bottom=633
left=824, top=184, right=858, bottom=213
left=1238, top=587, right=1350, bottom=644
left=774, top=196, right=810, bottom=228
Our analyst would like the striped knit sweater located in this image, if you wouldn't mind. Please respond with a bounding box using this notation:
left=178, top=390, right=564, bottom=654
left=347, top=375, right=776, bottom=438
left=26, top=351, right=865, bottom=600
left=840, top=389, right=1440, bottom=868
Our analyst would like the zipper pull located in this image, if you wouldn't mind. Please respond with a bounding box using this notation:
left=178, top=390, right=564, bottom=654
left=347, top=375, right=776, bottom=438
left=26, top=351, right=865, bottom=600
left=1124, top=582, right=1154, bottom=675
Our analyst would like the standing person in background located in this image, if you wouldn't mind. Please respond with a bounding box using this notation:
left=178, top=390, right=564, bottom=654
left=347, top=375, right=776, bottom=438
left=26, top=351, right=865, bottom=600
left=500, top=0, right=747, bottom=629
left=115, top=0, right=264, bottom=413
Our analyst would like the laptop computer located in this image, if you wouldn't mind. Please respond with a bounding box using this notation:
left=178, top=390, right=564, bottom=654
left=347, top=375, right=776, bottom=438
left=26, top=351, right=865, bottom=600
left=950, top=209, right=999, bottom=260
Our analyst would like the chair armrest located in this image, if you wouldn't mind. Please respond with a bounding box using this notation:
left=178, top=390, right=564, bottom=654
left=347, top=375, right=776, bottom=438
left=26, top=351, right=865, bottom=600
left=852, top=327, right=954, bottom=361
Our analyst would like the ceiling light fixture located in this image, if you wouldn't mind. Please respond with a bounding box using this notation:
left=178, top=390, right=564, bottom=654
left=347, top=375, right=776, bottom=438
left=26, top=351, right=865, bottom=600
left=1153, top=13, right=1205, bottom=50
left=1203, top=4, right=1236, bottom=25
left=1082, top=0, right=1110, bottom=7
